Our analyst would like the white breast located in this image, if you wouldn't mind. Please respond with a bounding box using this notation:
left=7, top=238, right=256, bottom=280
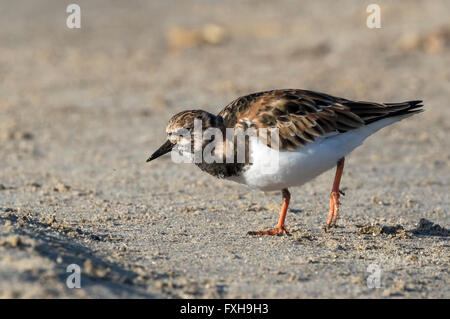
left=227, top=117, right=407, bottom=191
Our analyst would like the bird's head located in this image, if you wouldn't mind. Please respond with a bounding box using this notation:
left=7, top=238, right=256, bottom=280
left=146, top=110, right=223, bottom=162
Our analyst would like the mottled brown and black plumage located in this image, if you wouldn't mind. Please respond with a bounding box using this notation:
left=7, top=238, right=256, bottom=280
left=219, top=89, right=423, bottom=151
left=149, top=89, right=423, bottom=177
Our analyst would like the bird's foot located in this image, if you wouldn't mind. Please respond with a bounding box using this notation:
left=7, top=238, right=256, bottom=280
left=323, top=223, right=338, bottom=232
left=248, top=225, right=289, bottom=236
left=326, top=191, right=341, bottom=228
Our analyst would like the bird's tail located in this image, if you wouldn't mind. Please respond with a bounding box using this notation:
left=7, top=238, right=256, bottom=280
left=345, top=100, right=424, bottom=125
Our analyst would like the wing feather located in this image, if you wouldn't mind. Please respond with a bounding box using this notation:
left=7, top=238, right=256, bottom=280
left=218, top=89, right=423, bottom=151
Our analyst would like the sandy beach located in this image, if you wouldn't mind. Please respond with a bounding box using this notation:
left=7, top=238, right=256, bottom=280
left=0, top=0, right=449, bottom=298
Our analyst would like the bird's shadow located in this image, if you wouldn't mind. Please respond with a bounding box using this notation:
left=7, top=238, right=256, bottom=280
left=409, top=218, right=449, bottom=238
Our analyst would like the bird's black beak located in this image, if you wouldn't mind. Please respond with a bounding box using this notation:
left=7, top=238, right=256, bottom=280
left=146, top=140, right=174, bottom=162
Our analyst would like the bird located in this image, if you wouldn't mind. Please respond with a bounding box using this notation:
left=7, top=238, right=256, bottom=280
left=147, top=89, right=423, bottom=236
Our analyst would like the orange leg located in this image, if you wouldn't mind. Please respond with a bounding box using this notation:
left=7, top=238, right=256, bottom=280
left=326, top=157, right=345, bottom=227
left=248, top=188, right=290, bottom=236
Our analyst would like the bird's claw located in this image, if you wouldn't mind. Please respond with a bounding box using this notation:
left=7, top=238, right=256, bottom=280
left=248, top=225, right=289, bottom=236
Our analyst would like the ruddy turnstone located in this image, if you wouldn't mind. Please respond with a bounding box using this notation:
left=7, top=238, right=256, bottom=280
left=147, top=89, right=423, bottom=235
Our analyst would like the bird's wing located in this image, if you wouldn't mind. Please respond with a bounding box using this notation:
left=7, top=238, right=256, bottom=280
left=218, top=89, right=423, bottom=151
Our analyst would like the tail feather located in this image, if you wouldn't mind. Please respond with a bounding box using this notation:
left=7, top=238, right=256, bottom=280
left=345, top=100, right=424, bottom=124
